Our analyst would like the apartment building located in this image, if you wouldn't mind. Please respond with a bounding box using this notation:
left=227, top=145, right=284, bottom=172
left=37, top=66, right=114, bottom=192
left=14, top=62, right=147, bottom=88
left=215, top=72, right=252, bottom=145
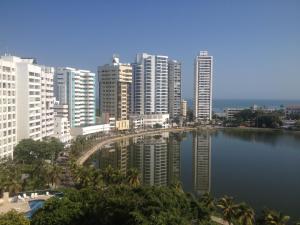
left=131, top=53, right=169, bottom=114
left=168, top=60, right=181, bottom=119
left=54, top=67, right=96, bottom=127
left=180, top=99, right=187, bottom=118
left=0, top=57, right=17, bottom=158
left=98, top=56, right=132, bottom=120
left=52, top=101, right=71, bottom=144
left=0, top=55, right=55, bottom=158
left=194, top=51, right=213, bottom=121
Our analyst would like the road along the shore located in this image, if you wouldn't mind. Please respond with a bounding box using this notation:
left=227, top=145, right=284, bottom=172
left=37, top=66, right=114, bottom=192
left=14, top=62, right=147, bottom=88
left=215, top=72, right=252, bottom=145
left=77, top=127, right=197, bottom=165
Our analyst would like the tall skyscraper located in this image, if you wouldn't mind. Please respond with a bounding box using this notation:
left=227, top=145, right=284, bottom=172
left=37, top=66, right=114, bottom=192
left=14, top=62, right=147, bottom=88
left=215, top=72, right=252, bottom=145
left=54, top=67, right=96, bottom=127
left=194, top=51, right=213, bottom=121
left=0, top=55, right=55, bottom=158
left=98, top=56, right=132, bottom=120
left=131, top=53, right=168, bottom=114
left=168, top=60, right=182, bottom=119
left=192, top=132, right=211, bottom=196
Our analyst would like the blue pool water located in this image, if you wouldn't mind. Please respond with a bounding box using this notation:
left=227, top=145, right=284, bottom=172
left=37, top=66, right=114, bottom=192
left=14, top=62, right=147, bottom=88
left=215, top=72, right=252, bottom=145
left=26, top=200, right=45, bottom=218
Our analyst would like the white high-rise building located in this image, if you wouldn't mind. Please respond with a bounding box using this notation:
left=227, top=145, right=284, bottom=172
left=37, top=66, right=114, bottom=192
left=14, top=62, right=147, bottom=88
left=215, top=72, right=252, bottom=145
left=0, top=55, right=55, bottom=158
left=0, top=57, right=17, bottom=158
left=132, top=53, right=168, bottom=114
left=168, top=60, right=181, bottom=119
left=54, top=67, right=96, bottom=127
left=194, top=51, right=213, bottom=121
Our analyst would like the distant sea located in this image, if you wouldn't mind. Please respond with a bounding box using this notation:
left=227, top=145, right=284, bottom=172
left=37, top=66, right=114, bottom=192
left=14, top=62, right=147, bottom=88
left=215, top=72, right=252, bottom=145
left=186, top=99, right=300, bottom=113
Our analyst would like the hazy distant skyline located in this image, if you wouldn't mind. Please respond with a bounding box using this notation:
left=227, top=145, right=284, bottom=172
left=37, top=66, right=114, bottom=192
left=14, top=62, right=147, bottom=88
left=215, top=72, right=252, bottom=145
left=1, top=0, right=299, bottom=100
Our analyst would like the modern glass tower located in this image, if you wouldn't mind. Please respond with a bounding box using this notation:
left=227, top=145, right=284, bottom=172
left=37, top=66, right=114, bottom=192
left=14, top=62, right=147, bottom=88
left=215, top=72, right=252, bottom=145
left=194, top=51, right=213, bottom=121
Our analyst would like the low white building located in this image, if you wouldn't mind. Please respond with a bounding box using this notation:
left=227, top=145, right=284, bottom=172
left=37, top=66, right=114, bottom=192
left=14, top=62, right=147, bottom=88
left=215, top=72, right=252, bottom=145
left=129, top=114, right=169, bottom=129
left=70, top=124, right=110, bottom=137
left=285, top=105, right=300, bottom=117
left=53, top=117, right=72, bottom=145
left=51, top=101, right=72, bottom=145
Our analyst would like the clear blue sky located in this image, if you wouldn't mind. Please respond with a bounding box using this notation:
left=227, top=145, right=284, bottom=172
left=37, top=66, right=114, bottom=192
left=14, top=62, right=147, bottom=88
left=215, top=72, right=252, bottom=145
left=1, top=0, right=299, bottom=100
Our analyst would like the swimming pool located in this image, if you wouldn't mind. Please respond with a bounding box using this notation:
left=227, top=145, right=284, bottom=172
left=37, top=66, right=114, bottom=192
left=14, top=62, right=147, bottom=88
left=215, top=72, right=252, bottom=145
left=25, top=200, right=45, bottom=218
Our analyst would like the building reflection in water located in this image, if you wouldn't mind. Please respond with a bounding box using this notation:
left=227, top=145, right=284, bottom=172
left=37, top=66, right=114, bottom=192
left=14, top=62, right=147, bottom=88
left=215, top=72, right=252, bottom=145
left=90, top=131, right=210, bottom=195
left=192, top=132, right=211, bottom=196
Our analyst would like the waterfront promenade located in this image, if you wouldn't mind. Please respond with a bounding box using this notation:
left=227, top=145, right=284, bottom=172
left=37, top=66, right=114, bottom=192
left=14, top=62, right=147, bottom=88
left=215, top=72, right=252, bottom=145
left=76, top=127, right=198, bottom=165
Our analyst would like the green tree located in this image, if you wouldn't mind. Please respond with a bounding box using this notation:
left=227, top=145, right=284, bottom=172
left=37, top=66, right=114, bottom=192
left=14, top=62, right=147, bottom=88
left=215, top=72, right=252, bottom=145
left=258, top=209, right=290, bottom=225
left=153, top=123, right=163, bottom=128
left=0, top=210, right=30, bottom=225
left=31, top=197, right=82, bottom=225
left=14, top=138, right=63, bottom=164
left=0, top=159, right=22, bottom=195
left=199, top=193, right=215, bottom=212
left=126, top=168, right=140, bottom=188
left=217, top=196, right=239, bottom=224
left=31, top=185, right=212, bottom=225
left=236, top=203, right=255, bottom=225
left=46, top=164, right=62, bottom=188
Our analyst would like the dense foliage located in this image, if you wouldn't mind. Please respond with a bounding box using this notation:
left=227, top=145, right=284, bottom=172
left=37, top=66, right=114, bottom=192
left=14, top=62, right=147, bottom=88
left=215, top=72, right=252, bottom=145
left=0, top=210, right=30, bottom=225
left=0, top=138, right=64, bottom=195
left=225, top=109, right=284, bottom=128
left=31, top=186, right=212, bottom=225
left=27, top=164, right=212, bottom=225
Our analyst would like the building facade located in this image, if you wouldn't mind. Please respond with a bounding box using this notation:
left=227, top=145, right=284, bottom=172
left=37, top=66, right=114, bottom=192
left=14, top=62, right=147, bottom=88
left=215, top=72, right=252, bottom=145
left=168, top=60, right=181, bottom=119
left=0, top=57, right=17, bottom=158
left=224, top=108, right=246, bottom=120
left=0, top=55, right=55, bottom=158
left=180, top=99, right=187, bottom=118
left=54, top=67, right=96, bottom=127
left=131, top=53, right=169, bottom=114
left=52, top=101, right=71, bottom=144
left=194, top=51, right=213, bottom=121
left=129, top=113, right=169, bottom=129
left=98, top=56, right=132, bottom=120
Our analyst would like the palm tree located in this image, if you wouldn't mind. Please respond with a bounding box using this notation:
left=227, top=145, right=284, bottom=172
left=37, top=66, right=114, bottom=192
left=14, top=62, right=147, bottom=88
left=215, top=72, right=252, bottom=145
left=127, top=168, right=140, bottom=188
left=8, top=179, right=22, bottom=195
left=170, top=180, right=184, bottom=193
left=200, top=192, right=215, bottom=212
left=217, top=195, right=239, bottom=225
left=47, top=164, right=62, bottom=188
left=102, top=165, right=114, bottom=184
left=236, top=203, right=255, bottom=225
left=259, top=209, right=290, bottom=225
left=73, top=166, right=94, bottom=188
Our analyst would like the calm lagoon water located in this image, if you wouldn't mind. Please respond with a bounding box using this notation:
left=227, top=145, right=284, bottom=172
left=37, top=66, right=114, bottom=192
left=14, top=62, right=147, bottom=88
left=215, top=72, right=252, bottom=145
left=86, top=129, right=300, bottom=219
